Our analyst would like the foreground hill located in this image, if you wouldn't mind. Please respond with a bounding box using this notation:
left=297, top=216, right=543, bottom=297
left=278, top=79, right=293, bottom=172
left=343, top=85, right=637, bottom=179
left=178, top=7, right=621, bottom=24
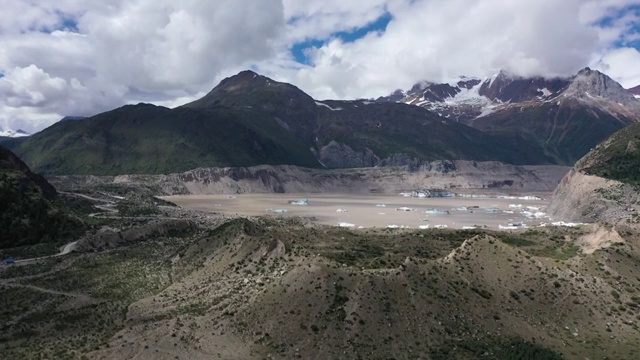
left=12, top=71, right=538, bottom=176
left=548, top=123, right=640, bottom=223
left=0, top=145, right=85, bottom=250
left=4, top=213, right=640, bottom=359
left=381, top=68, right=640, bottom=165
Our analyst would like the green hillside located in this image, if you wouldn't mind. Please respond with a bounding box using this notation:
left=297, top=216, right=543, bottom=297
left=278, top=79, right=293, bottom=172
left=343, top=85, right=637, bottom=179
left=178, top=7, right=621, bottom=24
left=0, top=145, right=85, bottom=250
left=13, top=103, right=321, bottom=175
left=472, top=100, right=633, bottom=165
left=580, top=123, right=640, bottom=186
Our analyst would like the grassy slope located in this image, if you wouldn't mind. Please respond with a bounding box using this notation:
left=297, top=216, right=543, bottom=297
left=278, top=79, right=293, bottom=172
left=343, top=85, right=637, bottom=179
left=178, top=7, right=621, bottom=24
left=14, top=104, right=320, bottom=175
left=472, top=101, right=632, bottom=165
left=581, top=123, right=640, bottom=186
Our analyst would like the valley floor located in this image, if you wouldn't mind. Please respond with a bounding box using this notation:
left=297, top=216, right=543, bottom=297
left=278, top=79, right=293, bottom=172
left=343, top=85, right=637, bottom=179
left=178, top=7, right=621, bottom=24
left=164, top=192, right=553, bottom=230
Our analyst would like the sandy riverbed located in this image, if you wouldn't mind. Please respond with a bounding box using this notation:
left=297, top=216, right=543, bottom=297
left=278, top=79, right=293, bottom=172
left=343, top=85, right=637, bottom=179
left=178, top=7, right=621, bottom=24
left=164, top=193, right=555, bottom=230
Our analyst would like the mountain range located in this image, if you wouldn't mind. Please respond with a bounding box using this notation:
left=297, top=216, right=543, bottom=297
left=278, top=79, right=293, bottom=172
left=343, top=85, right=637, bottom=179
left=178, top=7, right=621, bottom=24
left=378, top=67, right=640, bottom=164
left=5, top=68, right=640, bottom=175
left=7, top=71, right=537, bottom=175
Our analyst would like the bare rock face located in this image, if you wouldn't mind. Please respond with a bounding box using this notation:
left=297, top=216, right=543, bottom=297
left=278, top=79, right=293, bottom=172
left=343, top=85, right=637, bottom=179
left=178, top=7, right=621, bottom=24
left=547, top=169, right=639, bottom=223
left=548, top=123, right=640, bottom=224
left=313, top=141, right=379, bottom=168
left=53, top=162, right=568, bottom=197
left=562, top=67, right=640, bottom=118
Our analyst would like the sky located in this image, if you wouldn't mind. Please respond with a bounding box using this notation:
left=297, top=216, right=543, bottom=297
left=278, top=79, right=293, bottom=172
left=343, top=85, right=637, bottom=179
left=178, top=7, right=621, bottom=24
left=0, top=0, right=639, bottom=133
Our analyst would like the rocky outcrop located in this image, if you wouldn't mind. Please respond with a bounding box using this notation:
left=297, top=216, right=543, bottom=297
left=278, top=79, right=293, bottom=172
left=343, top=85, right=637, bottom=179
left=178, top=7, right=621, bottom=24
left=314, top=141, right=442, bottom=170
left=313, top=141, right=379, bottom=168
left=548, top=123, right=640, bottom=224
left=547, top=169, right=639, bottom=223
left=564, top=68, right=640, bottom=115
left=76, top=220, right=198, bottom=252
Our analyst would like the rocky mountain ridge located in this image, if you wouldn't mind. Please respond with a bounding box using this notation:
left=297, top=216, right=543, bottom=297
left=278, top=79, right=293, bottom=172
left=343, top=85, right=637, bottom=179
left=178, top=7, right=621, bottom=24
left=380, top=67, right=640, bottom=125
left=378, top=68, right=640, bottom=165
left=9, top=71, right=538, bottom=176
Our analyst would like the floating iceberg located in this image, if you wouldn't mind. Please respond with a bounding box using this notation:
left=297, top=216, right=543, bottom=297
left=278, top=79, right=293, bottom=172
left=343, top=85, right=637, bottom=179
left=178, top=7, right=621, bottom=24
left=266, top=208, right=288, bottom=213
left=424, top=208, right=449, bottom=215
left=550, top=221, right=584, bottom=227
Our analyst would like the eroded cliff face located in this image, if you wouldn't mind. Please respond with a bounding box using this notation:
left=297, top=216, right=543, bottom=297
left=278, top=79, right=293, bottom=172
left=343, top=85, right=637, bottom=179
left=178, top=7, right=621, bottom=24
left=312, top=142, right=453, bottom=170
left=50, top=161, right=568, bottom=196
left=548, top=169, right=640, bottom=224
left=312, top=141, right=379, bottom=168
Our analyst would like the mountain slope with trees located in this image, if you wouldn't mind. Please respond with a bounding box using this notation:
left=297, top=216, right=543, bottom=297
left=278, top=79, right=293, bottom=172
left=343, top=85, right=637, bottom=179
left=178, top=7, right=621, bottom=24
left=0, top=145, right=85, bottom=250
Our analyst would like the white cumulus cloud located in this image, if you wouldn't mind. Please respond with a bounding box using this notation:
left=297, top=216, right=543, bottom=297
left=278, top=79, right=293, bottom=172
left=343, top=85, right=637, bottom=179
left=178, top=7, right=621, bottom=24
left=0, top=0, right=638, bottom=133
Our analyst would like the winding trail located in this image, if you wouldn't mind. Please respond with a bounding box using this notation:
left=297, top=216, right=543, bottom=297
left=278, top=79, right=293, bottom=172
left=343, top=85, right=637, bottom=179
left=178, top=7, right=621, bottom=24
left=14, top=241, right=79, bottom=264
left=59, top=191, right=115, bottom=203
left=0, top=282, right=91, bottom=300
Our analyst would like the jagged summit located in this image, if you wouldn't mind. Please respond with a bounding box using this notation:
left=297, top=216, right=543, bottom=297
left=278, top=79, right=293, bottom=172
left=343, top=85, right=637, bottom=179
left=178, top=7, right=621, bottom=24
left=564, top=68, right=639, bottom=103
left=377, top=71, right=569, bottom=123
left=380, top=67, right=640, bottom=123
left=377, top=68, right=640, bottom=165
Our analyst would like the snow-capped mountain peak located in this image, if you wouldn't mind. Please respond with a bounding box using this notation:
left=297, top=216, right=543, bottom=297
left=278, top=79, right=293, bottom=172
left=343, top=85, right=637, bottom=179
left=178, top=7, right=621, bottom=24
left=378, top=68, right=640, bottom=123
left=0, top=127, right=30, bottom=138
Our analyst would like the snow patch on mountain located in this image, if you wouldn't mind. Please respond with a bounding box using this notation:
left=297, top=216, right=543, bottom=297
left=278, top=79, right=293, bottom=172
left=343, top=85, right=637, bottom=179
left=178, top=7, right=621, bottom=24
left=0, top=127, right=30, bottom=138
left=538, top=88, right=552, bottom=97
left=444, top=81, right=490, bottom=106
left=315, top=101, right=342, bottom=111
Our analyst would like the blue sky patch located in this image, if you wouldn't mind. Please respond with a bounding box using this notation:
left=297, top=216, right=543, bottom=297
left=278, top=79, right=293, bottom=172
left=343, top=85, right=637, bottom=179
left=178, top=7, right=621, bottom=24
left=596, top=4, right=640, bottom=50
left=36, top=12, right=79, bottom=34
left=60, top=15, right=80, bottom=33
left=291, top=12, right=392, bottom=64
